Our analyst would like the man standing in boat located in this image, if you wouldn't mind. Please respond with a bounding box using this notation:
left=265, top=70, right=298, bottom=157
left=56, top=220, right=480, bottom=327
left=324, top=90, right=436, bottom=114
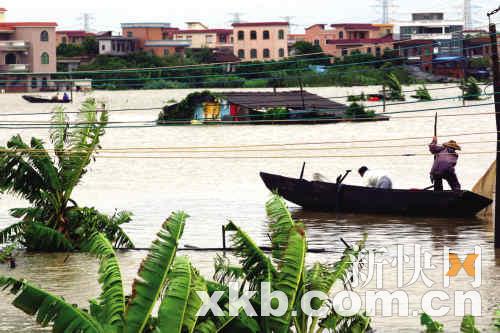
left=358, top=166, right=393, bottom=189
left=429, top=136, right=461, bottom=191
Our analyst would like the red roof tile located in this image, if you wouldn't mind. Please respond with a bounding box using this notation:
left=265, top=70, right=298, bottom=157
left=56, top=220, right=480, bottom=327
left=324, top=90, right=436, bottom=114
left=232, top=22, right=289, bottom=27
left=0, top=8, right=7, bottom=12
left=0, top=22, right=57, bottom=28
left=326, top=35, right=393, bottom=45
left=176, top=29, right=232, bottom=34
left=331, top=23, right=378, bottom=30
left=57, top=30, right=95, bottom=37
left=305, top=24, right=326, bottom=31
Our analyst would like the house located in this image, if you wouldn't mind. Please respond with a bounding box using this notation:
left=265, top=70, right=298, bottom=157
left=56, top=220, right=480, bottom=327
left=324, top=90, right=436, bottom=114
left=159, top=90, right=348, bottom=124
left=56, top=30, right=95, bottom=46
left=174, top=22, right=233, bottom=49
left=0, top=7, right=57, bottom=92
left=303, top=23, right=394, bottom=58
left=121, top=22, right=191, bottom=56
left=232, top=22, right=289, bottom=61
left=97, top=35, right=137, bottom=56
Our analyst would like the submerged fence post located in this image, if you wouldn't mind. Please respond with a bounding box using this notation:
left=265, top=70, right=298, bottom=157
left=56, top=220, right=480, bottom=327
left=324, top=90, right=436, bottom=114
left=222, top=225, right=227, bottom=254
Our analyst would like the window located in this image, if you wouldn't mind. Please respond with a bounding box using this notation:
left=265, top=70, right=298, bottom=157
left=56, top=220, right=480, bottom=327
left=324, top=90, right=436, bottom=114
left=62, top=36, right=67, bottom=44
left=163, top=48, right=170, bottom=56
left=279, top=48, right=285, bottom=57
left=238, top=31, right=244, bottom=40
left=278, top=29, right=285, bottom=40
left=263, top=30, right=270, bottom=40
left=250, top=30, right=257, bottom=40
left=127, top=31, right=133, bottom=38
left=263, top=48, right=270, bottom=58
left=367, top=47, right=372, bottom=54
left=250, top=49, right=257, bottom=59
left=341, top=48, right=348, bottom=56
left=314, top=39, right=320, bottom=46
left=31, top=77, right=37, bottom=89
left=41, top=52, right=50, bottom=65
left=101, top=44, right=106, bottom=51
left=41, top=77, right=48, bottom=89
left=238, top=49, right=245, bottom=58
left=40, top=30, right=49, bottom=42
left=338, top=31, right=344, bottom=40
left=5, top=53, right=16, bottom=65
left=375, top=47, right=381, bottom=56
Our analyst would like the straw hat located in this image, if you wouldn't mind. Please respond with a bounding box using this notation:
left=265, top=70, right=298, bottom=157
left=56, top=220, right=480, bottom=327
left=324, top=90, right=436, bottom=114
left=443, top=140, right=461, bottom=151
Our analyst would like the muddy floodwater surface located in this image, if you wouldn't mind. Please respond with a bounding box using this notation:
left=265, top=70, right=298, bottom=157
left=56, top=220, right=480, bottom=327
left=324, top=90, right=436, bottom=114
left=0, top=85, right=498, bottom=332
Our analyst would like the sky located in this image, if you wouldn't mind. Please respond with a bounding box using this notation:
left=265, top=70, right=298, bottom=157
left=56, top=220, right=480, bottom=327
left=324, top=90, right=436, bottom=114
left=1, top=0, right=499, bottom=33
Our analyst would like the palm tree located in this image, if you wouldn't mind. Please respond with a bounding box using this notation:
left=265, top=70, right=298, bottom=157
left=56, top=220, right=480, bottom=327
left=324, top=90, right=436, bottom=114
left=203, top=195, right=370, bottom=333
left=0, top=196, right=369, bottom=332
left=0, top=212, right=207, bottom=333
left=0, top=98, right=133, bottom=251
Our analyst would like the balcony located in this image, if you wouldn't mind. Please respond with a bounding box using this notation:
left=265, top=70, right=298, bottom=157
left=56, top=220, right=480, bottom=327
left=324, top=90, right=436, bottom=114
left=0, top=64, right=29, bottom=72
left=0, top=40, right=30, bottom=51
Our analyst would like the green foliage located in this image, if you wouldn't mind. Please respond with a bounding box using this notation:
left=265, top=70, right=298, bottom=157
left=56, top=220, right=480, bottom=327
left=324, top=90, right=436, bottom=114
left=420, top=313, right=444, bottom=332
left=461, top=77, right=482, bottom=100
left=143, top=80, right=188, bottom=90
left=264, top=107, right=289, bottom=120
left=347, top=92, right=366, bottom=102
left=0, top=212, right=192, bottom=333
left=385, top=72, right=405, bottom=100
left=0, top=244, right=15, bottom=263
left=412, top=85, right=432, bottom=101
left=243, top=78, right=269, bottom=88
left=468, top=57, right=489, bottom=69
left=57, top=36, right=98, bottom=57
left=460, top=315, right=480, bottom=333
left=0, top=99, right=133, bottom=251
left=203, top=76, right=245, bottom=88
left=344, top=102, right=375, bottom=119
left=158, top=91, right=217, bottom=122
left=292, top=41, right=323, bottom=56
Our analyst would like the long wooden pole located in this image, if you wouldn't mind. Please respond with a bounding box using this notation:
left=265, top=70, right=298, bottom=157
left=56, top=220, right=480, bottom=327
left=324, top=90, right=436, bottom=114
left=488, top=18, right=500, bottom=249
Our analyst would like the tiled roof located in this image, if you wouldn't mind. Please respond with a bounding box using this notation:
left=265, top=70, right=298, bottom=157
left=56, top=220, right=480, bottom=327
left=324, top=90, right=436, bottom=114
left=57, top=30, right=95, bottom=37
left=331, top=23, right=378, bottom=30
left=326, top=35, right=393, bottom=45
left=177, top=29, right=232, bottom=34
left=232, top=22, right=289, bottom=27
left=0, top=8, right=7, bottom=12
left=0, top=22, right=57, bottom=28
left=305, top=24, right=327, bottom=31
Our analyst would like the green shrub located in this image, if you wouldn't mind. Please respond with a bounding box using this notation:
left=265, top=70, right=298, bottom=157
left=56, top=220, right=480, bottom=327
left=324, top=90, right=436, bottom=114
left=347, top=92, right=367, bottom=102
left=385, top=73, right=405, bottom=100
left=461, top=77, right=482, bottom=100
left=143, top=80, right=187, bottom=90
left=158, top=90, right=216, bottom=122
left=344, top=102, right=375, bottom=119
left=203, top=76, right=245, bottom=88
left=264, top=107, right=288, bottom=120
left=243, top=78, right=269, bottom=88
left=412, top=85, right=432, bottom=101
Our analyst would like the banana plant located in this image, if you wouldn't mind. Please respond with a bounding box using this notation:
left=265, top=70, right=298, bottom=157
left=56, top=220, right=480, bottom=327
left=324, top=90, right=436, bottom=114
left=0, top=98, right=133, bottom=251
left=0, top=212, right=207, bottom=333
left=209, top=195, right=369, bottom=333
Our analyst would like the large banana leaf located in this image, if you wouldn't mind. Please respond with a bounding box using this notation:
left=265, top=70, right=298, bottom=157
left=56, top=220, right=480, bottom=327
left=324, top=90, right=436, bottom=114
left=156, top=256, right=193, bottom=333
left=21, top=222, right=74, bottom=252
left=224, top=221, right=276, bottom=290
left=124, top=211, right=188, bottom=333
left=0, top=276, right=103, bottom=332
left=180, top=266, right=207, bottom=332
left=0, top=221, right=27, bottom=244
left=270, top=225, right=306, bottom=333
left=86, top=232, right=125, bottom=327
left=265, top=195, right=295, bottom=264
left=307, top=235, right=367, bottom=332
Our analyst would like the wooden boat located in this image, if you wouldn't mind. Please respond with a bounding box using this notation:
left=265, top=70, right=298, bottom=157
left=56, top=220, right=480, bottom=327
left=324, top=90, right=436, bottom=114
left=22, top=95, right=71, bottom=103
left=260, top=172, right=492, bottom=217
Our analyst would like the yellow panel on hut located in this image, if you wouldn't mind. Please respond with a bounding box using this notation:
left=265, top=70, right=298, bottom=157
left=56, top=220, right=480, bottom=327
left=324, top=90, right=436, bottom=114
left=204, top=102, right=221, bottom=120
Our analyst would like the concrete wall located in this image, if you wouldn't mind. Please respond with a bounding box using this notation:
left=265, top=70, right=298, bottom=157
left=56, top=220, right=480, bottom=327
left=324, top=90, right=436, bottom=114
left=14, top=26, right=56, bottom=73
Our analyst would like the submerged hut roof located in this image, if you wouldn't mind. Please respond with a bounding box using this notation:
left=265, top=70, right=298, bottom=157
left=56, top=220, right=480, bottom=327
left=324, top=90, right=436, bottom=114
left=218, top=91, right=347, bottom=112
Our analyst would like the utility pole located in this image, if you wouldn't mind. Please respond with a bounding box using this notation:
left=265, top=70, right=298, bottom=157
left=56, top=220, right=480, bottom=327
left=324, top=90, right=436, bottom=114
left=487, top=6, right=500, bottom=249
left=78, top=13, right=94, bottom=31
left=464, top=0, right=473, bottom=30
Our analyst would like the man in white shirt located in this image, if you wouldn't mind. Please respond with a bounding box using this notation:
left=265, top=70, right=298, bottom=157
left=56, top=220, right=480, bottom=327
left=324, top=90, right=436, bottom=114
left=358, top=166, right=393, bottom=189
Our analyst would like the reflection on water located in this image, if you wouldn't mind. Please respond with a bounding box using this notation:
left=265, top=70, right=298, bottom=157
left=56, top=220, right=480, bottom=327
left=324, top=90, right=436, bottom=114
left=0, top=86, right=498, bottom=332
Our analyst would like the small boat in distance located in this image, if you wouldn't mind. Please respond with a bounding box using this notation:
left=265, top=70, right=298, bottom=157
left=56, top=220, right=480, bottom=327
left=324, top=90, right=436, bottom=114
left=260, top=172, right=492, bottom=218
left=22, top=95, right=71, bottom=104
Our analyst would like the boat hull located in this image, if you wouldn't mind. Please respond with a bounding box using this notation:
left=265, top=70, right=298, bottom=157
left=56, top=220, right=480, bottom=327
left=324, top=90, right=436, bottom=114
left=22, top=95, right=71, bottom=103
left=260, top=172, right=492, bottom=217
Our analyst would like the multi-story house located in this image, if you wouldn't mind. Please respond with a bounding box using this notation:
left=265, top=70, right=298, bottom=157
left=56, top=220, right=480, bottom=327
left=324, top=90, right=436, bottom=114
left=0, top=7, right=57, bottom=91
left=56, top=30, right=95, bottom=46
left=121, top=22, right=190, bottom=56
left=302, top=23, right=394, bottom=58
left=232, top=22, right=289, bottom=61
left=173, top=22, right=233, bottom=49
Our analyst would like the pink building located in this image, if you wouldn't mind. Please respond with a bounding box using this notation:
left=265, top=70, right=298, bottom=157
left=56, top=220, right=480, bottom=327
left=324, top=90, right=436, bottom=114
left=232, top=22, right=289, bottom=61
left=56, top=30, right=95, bottom=46
left=0, top=9, right=57, bottom=91
left=303, top=23, right=394, bottom=58
left=174, top=22, right=233, bottom=49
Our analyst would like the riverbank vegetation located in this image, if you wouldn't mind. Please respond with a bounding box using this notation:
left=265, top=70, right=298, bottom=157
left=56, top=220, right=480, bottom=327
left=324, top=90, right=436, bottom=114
left=0, top=99, right=133, bottom=251
left=0, top=195, right=370, bottom=333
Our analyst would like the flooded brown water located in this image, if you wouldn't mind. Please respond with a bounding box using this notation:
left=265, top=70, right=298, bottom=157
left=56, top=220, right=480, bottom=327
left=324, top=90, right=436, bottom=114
left=0, top=85, right=498, bottom=332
